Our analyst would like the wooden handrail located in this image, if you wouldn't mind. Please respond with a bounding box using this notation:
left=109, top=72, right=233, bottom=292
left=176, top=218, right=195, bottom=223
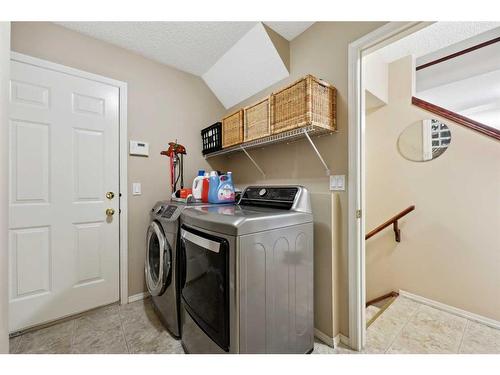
left=412, top=97, right=500, bottom=141
left=366, top=291, right=399, bottom=307
left=365, top=205, right=415, bottom=242
left=416, top=36, right=500, bottom=71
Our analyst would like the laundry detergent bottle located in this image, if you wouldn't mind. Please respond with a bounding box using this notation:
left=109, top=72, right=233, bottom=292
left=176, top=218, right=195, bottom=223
left=208, top=171, right=235, bottom=204
left=192, top=170, right=205, bottom=200
left=208, top=171, right=219, bottom=203
left=201, top=172, right=210, bottom=203
left=218, top=172, right=235, bottom=203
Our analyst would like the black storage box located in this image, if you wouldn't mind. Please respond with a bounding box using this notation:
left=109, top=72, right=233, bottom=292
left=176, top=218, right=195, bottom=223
left=201, top=122, right=222, bottom=155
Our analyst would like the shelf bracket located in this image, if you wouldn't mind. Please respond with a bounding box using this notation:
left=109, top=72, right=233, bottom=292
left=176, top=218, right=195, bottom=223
left=303, top=129, right=331, bottom=176
left=240, top=146, right=266, bottom=178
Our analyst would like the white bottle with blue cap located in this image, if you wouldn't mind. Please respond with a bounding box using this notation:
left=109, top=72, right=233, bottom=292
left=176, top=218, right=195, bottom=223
left=192, top=170, right=205, bottom=200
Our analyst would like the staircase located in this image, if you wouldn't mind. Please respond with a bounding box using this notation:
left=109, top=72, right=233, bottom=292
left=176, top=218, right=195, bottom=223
left=366, top=292, right=399, bottom=327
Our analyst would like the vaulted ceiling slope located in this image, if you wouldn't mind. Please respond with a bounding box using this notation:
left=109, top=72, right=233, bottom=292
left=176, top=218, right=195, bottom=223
left=56, top=22, right=313, bottom=76
left=202, top=23, right=290, bottom=108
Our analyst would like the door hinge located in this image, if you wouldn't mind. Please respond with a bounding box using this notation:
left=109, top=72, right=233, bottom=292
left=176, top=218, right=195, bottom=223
left=356, top=209, right=362, bottom=219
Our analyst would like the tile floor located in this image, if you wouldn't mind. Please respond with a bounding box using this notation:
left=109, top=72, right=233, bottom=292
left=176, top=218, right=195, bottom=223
left=363, top=296, right=500, bottom=354
left=9, top=299, right=183, bottom=354
left=9, top=296, right=500, bottom=354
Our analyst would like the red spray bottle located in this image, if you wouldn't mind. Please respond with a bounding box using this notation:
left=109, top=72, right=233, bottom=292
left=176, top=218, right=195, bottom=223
left=201, top=172, right=210, bottom=203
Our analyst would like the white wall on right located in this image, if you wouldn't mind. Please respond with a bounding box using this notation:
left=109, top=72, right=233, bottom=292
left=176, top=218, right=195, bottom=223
left=0, top=21, right=10, bottom=353
left=365, top=55, right=500, bottom=321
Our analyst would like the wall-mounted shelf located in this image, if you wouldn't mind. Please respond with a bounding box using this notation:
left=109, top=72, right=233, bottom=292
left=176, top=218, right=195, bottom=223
left=204, top=125, right=334, bottom=177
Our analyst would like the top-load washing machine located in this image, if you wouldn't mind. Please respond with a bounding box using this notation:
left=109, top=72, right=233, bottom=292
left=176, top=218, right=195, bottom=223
left=145, top=199, right=211, bottom=338
left=179, top=186, right=314, bottom=354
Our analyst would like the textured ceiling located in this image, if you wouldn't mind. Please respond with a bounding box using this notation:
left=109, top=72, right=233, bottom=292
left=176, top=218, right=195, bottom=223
left=264, top=22, right=314, bottom=41
left=56, top=22, right=313, bottom=76
left=417, top=26, right=500, bottom=67
left=372, top=22, right=500, bottom=64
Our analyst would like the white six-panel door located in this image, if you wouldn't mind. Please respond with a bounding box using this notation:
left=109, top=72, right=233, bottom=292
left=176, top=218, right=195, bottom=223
left=9, top=60, right=120, bottom=332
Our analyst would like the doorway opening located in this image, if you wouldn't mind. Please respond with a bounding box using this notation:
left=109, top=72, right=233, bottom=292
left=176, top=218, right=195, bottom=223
left=348, top=22, right=500, bottom=353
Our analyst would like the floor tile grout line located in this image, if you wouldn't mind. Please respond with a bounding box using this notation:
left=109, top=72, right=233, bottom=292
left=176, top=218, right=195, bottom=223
left=11, top=297, right=498, bottom=355
left=456, top=319, right=470, bottom=354
left=69, top=319, right=77, bottom=354
left=384, top=301, right=422, bottom=354
left=118, top=305, right=132, bottom=354
left=12, top=334, right=23, bottom=354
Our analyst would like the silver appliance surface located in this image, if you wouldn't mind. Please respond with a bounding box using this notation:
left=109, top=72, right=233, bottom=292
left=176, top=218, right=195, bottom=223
left=181, top=186, right=313, bottom=236
left=180, top=205, right=312, bottom=236
left=145, top=199, right=213, bottom=338
left=179, top=185, right=314, bottom=354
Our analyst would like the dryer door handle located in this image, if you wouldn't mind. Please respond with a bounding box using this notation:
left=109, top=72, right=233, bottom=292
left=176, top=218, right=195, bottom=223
left=181, top=229, right=220, bottom=253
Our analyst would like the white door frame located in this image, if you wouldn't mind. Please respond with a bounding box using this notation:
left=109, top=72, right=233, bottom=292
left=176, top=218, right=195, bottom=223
left=346, top=22, right=432, bottom=351
left=10, top=52, right=129, bottom=306
left=0, top=21, right=11, bottom=353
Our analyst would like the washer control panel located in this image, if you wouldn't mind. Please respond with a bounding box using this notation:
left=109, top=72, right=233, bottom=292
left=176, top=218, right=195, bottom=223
left=161, top=205, right=178, bottom=219
left=151, top=204, right=178, bottom=220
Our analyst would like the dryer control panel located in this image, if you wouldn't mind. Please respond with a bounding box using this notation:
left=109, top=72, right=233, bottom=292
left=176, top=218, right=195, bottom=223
left=239, top=187, right=299, bottom=210
left=238, top=186, right=311, bottom=213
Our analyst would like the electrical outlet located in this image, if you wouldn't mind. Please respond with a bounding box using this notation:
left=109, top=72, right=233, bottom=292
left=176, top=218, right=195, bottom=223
left=329, top=175, right=346, bottom=191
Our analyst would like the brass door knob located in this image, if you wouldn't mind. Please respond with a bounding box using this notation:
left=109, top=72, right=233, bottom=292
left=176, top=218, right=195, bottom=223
left=106, top=191, right=115, bottom=200
left=106, top=208, right=115, bottom=216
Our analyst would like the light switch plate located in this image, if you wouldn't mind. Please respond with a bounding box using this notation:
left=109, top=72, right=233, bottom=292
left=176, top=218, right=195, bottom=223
left=129, top=140, right=149, bottom=156
left=132, top=182, right=141, bottom=196
left=329, top=175, right=346, bottom=191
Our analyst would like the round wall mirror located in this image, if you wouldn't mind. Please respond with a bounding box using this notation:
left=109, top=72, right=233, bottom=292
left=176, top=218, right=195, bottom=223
left=398, top=119, right=451, bottom=162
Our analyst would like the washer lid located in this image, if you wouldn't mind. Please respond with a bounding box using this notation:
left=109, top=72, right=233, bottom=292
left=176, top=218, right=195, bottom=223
left=180, top=205, right=312, bottom=236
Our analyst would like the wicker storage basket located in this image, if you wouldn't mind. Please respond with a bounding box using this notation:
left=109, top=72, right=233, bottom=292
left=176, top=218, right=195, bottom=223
left=271, top=75, right=336, bottom=134
left=243, top=96, right=271, bottom=142
left=222, top=109, right=244, bottom=148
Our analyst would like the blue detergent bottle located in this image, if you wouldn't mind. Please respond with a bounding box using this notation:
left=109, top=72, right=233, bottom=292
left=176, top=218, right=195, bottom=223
left=208, top=171, right=219, bottom=203
left=208, top=171, right=235, bottom=204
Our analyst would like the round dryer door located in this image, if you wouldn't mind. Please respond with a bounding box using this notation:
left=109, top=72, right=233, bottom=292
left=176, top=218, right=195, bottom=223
left=145, top=221, right=172, bottom=296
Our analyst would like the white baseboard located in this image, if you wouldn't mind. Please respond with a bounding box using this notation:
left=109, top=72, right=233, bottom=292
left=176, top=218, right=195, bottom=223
left=338, top=333, right=350, bottom=347
left=127, top=291, right=150, bottom=303
left=314, top=328, right=350, bottom=349
left=399, top=290, right=500, bottom=330
left=314, top=328, right=334, bottom=347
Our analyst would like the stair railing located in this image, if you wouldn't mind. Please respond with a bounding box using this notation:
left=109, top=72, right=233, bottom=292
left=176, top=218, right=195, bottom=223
left=365, top=205, right=415, bottom=242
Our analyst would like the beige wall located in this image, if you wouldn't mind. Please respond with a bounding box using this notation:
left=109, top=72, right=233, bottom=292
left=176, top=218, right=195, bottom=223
left=0, top=21, right=11, bottom=353
left=208, top=21, right=385, bottom=338
left=366, top=56, right=500, bottom=320
left=397, top=121, right=424, bottom=161
left=10, top=21, right=389, bottom=340
left=11, top=22, right=226, bottom=297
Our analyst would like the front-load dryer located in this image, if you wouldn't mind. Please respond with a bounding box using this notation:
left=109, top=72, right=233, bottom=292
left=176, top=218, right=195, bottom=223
left=179, top=186, right=314, bottom=354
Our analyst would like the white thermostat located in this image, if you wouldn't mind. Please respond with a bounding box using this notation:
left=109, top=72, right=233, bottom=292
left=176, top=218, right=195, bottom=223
left=129, top=140, right=149, bottom=156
